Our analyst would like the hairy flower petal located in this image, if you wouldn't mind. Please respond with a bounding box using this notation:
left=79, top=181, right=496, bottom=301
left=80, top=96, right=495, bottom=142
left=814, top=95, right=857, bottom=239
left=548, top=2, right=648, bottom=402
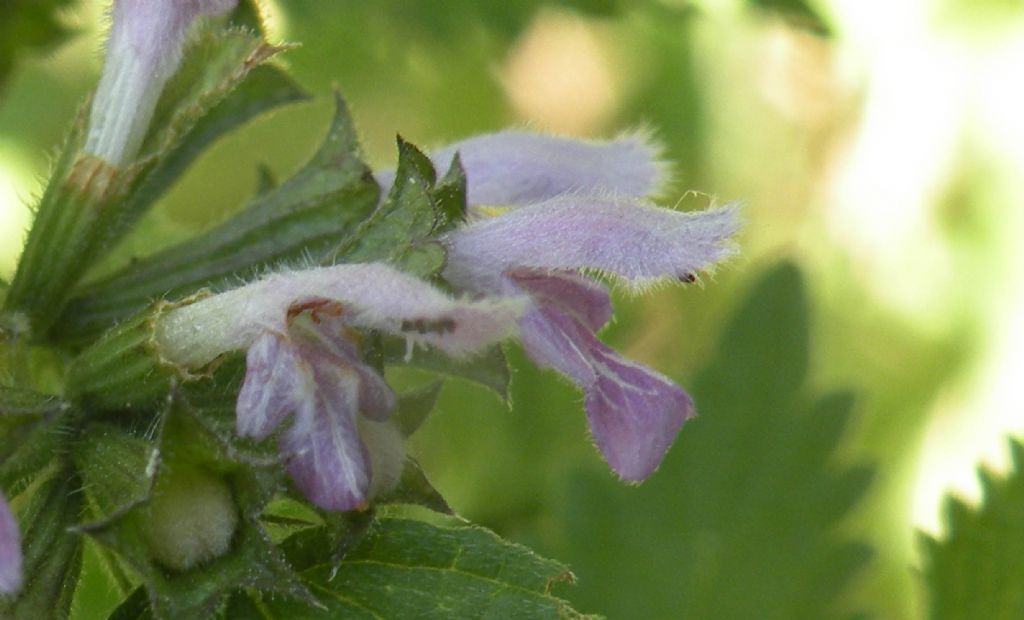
left=0, top=494, right=21, bottom=595
left=509, top=269, right=612, bottom=332
left=234, top=315, right=399, bottom=510
left=280, top=364, right=371, bottom=511
left=236, top=332, right=306, bottom=440
left=86, top=0, right=238, bottom=164
left=520, top=307, right=692, bottom=481
left=376, top=131, right=667, bottom=206
left=289, top=316, right=398, bottom=421
left=156, top=263, right=525, bottom=369
left=445, top=197, right=740, bottom=293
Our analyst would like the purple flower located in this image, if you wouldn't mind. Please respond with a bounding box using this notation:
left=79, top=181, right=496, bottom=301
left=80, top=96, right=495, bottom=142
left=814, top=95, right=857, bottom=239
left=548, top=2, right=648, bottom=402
left=86, top=0, right=238, bottom=165
left=0, top=493, right=21, bottom=595
left=408, top=133, right=740, bottom=481
left=156, top=263, right=525, bottom=510
left=237, top=315, right=399, bottom=510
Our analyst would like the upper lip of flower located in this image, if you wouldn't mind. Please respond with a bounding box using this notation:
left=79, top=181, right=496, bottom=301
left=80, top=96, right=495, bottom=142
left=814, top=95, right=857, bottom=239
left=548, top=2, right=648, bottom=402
left=153, top=262, right=526, bottom=370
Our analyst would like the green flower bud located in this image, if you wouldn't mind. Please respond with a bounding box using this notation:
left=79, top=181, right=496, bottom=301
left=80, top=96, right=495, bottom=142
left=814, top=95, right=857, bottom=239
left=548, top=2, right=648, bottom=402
left=140, top=465, right=238, bottom=572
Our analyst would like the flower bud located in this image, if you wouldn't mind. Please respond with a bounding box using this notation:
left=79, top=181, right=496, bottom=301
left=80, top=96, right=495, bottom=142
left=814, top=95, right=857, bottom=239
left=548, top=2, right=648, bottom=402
left=86, top=0, right=238, bottom=165
left=140, top=464, right=239, bottom=572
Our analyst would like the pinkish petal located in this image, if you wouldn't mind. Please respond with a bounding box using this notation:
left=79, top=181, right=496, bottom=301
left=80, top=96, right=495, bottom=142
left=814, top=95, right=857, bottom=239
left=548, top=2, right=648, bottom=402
left=0, top=493, right=22, bottom=595
left=87, top=0, right=238, bottom=164
left=352, top=364, right=398, bottom=421
left=444, top=197, right=740, bottom=293
left=236, top=333, right=306, bottom=440
left=280, top=363, right=370, bottom=511
left=376, top=131, right=667, bottom=206
left=156, top=263, right=525, bottom=369
left=520, top=307, right=692, bottom=481
left=508, top=269, right=612, bottom=333
left=289, top=316, right=397, bottom=421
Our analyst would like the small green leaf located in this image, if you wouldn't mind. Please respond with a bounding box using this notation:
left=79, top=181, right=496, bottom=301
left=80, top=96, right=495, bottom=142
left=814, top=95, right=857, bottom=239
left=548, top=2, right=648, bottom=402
left=0, top=470, right=84, bottom=620
left=431, top=153, right=469, bottom=231
left=265, top=514, right=595, bottom=619
left=0, top=0, right=75, bottom=92
left=747, top=0, right=832, bottom=35
left=922, top=438, right=1024, bottom=619
left=331, top=136, right=464, bottom=277
left=56, top=93, right=377, bottom=343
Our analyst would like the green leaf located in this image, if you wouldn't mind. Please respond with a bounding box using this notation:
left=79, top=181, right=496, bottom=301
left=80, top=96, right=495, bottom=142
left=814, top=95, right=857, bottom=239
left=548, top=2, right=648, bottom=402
left=554, top=262, right=874, bottom=619
left=747, top=0, right=832, bottom=35
left=72, top=404, right=312, bottom=619
left=56, top=93, right=376, bottom=343
left=922, top=438, right=1024, bottom=619
left=431, top=153, right=469, bottom=231
left=330, top=136, right=467, bottom=277
left=261, top=514, right=596, bottom=619
left=0, top=0, right=76, bottom=93
left=0, top=470, right=84, bottom=620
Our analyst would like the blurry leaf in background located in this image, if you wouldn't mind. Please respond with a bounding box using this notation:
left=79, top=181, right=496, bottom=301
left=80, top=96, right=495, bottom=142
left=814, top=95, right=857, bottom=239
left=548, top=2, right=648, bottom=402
left=747, top=0, right=832, bottom=35
left=932, top=0, right=1024, bottom=29
left=0, top=0, right=76, bottom=94
left=553, top=262, right=874, bottom=619
left=281, top=0, right=622, bottom=43
left=922, top=438, right=1024, bottom=619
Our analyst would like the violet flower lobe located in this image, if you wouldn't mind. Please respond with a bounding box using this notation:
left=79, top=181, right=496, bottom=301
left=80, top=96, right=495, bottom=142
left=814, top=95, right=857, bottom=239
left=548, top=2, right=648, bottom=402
left=155, top=263, right=525, bottom=511
left=0, top=493, right=21, bottom=595
left=86, top=0, right=238, bottom=166
left=401, top=132, right=740, bottom=482
left=376, top=130, right=668, bottom=208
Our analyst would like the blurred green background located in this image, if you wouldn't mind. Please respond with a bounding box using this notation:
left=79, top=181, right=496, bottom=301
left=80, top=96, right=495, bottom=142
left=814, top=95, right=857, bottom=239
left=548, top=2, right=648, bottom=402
left=3, top=0, right=1024, bottom=618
